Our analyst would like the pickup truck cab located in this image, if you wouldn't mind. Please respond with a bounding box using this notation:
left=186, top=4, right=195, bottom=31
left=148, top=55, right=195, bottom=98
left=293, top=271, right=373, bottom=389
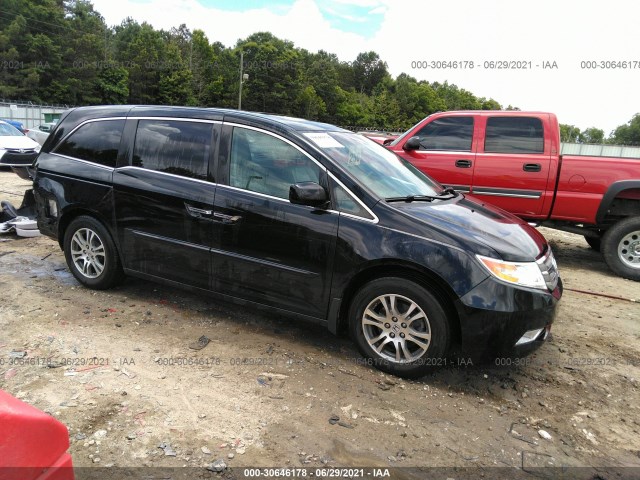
left=387, top=111, right=640, bottom=281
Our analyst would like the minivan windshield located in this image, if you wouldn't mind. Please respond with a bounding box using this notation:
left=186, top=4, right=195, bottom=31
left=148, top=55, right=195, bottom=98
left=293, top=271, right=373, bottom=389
left=304, top=131, right=443, bottom=199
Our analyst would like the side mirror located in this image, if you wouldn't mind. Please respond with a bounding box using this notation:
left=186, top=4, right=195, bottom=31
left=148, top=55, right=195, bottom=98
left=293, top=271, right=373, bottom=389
left=289, top=182, right=329, bottom=208
left=403, top=136, right=421, bottom=151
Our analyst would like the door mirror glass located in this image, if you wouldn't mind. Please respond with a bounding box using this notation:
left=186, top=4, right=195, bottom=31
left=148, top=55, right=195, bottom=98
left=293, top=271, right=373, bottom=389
left=289, top=182, right=328, bottom=208
left=403, top=136, right=421, bottom=151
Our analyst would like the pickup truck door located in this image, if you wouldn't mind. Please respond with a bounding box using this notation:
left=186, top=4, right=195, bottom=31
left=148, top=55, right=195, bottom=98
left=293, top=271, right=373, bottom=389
left=471, top=115, right=552, bottom=218
left=393, top=116, right=476, bottom=193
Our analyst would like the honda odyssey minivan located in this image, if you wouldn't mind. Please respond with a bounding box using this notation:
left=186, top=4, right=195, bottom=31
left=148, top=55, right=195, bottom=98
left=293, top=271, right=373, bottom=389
left=32, top=106, right=562, bottom=377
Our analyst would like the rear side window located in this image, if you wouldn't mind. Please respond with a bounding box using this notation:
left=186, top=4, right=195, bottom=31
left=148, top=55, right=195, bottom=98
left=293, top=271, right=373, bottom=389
left=415, top=117, right=474, bottom=151
left=485, top=117, right=544, bottom=153
left=133, top=120, right=212, bottom=180
left=54, top=119, right=124, bottom=167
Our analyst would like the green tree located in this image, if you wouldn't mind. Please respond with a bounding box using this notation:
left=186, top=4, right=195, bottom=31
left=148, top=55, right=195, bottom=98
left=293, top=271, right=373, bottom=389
left=352, top=51, right=389, bottom=95
left=158, top=43, right=194, bottom=105
left=579, top=127, right=605, bottom=144
left=235, top=32, right=302, bottom=114
left=95, top=66, right=129, bottom=103
left=113, top=20, right=166, bottom=103
left=609, top=114, right=640, bottom=145
left=560, top=124, right=581, bottom=143
left=335, top=88, right=373, bottom=126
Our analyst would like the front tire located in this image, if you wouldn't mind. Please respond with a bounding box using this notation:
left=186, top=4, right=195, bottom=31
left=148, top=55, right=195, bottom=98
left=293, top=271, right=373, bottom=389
left=349, top=277, right=451, bottom=378
left=602, top=217, right=640, bottom=281
left=63, top=216, right=124, bottom=289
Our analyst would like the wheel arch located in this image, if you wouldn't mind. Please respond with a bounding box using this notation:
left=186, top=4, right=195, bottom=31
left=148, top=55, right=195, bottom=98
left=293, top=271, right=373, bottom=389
left=596, top=180, right=640, bottom=225
left=57, top=207, right=117, bottom=250
left=333, top=261, right=462, bottom=347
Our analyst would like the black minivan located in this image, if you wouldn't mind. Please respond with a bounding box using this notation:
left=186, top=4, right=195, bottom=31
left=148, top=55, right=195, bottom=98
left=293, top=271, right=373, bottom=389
left=32, top=106, right=562, bottom=377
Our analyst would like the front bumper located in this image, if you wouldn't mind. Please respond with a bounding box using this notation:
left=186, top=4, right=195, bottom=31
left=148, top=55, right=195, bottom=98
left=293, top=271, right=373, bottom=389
left=455, top=276, right=562, bottom=361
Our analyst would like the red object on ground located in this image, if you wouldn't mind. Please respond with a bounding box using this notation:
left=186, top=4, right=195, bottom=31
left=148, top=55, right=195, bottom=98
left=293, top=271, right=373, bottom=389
left=0, top=389, right=74, bottom=480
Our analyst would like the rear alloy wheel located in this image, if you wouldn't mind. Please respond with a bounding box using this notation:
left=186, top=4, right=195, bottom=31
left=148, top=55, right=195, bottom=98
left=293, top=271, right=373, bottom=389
left=602, top=217, right=640, bottom=281
left=63, top=216, right=124, bottom=289
left=349, top=277, right=450, bottom=378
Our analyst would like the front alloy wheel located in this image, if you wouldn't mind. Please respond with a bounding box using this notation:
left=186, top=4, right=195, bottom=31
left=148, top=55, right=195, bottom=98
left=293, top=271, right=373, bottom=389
left=350, top=277, right=450, bottom=378
left=362, top=294, right=432, bottom=363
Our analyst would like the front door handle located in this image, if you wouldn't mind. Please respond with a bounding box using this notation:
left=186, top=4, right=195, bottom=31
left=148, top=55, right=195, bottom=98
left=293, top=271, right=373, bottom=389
left=185, top=203, right=213, bottom=218
left=455, top=159, right=472, bottom=168
left=523, top=163, right=542, bottom=172
left=213, top=212, right=242, bottom=224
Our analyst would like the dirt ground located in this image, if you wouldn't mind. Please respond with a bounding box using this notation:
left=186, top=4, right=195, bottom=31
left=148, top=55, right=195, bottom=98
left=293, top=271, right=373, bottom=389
left=1, top=170, right=639, bottom=478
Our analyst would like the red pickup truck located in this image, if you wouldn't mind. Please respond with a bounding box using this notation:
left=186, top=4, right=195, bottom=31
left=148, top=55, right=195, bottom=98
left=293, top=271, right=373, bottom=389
left=386, top=111, right=640, bottom=281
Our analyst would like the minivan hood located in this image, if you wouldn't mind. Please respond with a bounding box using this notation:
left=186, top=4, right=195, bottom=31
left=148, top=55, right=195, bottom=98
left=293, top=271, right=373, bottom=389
left=385, top=196, right=546, bottom=262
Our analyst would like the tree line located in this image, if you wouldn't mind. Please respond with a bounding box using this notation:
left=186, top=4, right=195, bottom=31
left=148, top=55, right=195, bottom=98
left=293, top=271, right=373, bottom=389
left=0, top=0, right=638, bottom=144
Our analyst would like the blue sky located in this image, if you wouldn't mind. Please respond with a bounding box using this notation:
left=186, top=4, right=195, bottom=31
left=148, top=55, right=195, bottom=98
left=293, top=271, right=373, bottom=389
left=195, top=0, right=386, bottom=38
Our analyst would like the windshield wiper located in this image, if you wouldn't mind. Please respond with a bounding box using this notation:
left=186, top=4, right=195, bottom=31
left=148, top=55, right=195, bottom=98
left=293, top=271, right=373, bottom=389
left=439, top=187, right=458, bottom=197
left=385, top=195, right=436, bottom=203
left=386, top=189, right=458, bottom=203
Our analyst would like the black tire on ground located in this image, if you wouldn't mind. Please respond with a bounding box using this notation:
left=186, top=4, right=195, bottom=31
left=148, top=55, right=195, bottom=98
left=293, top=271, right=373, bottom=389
left=349, top=277, right=451, bottom=378
left=601, top=217, right=640, bottom=281
left=584, top=235, right=601, bottom=252
left=63, top=215, right=124, bottom=289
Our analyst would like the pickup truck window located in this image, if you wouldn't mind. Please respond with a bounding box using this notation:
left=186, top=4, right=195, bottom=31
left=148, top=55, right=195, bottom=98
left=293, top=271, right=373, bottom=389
left=485, top=117, right=544, bottom=154
left=414, top=117, right=474, bottom=151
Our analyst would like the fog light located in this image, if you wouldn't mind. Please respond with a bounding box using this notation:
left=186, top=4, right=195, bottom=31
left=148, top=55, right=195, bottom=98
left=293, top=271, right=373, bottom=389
left=515, top=328, right=545, bottom=346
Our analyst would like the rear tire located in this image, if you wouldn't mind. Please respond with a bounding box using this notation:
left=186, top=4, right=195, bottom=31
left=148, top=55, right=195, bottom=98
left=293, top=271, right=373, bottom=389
left=349, top=277, right=451, bottom=378
left=584, top=234, right=601, bottom=252
left=601, top=217, right=640, bottom=281
left=63, top=216, right=124, bottom=289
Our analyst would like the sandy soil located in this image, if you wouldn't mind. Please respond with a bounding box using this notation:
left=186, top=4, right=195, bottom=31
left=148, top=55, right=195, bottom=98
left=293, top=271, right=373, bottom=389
left=1, top=171, right=639, bottom=478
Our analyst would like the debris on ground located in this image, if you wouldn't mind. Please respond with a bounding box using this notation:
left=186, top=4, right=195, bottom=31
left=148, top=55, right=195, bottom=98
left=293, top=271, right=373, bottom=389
left=188, top=335, right=210, bottom=350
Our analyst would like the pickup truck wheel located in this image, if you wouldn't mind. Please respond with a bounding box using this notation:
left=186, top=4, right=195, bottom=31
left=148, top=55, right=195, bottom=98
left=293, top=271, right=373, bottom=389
left=584, top=235, right=601, bottom=252
left=602, top=217, right=640, bottom=281
left=63, top=216, right=124, bottom=289
left=349, top=277, right=450, bottom=378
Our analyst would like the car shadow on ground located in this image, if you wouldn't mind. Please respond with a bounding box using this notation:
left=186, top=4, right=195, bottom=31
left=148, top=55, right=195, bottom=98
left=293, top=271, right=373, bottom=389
left=102, top=275, right=549, bottom=391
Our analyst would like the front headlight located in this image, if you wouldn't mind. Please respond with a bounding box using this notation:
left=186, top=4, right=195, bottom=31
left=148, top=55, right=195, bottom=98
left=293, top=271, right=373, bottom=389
left=476, top=255, right=547, bottom=290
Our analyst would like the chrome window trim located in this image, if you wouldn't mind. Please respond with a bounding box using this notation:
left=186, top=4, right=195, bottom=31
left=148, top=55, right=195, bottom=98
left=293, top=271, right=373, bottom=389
left=115, top=166, right=214, bottom=186
left=327, top=171, right=378, bottom=223
left=53, top=116, right=221, bottom=152
left=48, top=153, right=115, bottom=171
